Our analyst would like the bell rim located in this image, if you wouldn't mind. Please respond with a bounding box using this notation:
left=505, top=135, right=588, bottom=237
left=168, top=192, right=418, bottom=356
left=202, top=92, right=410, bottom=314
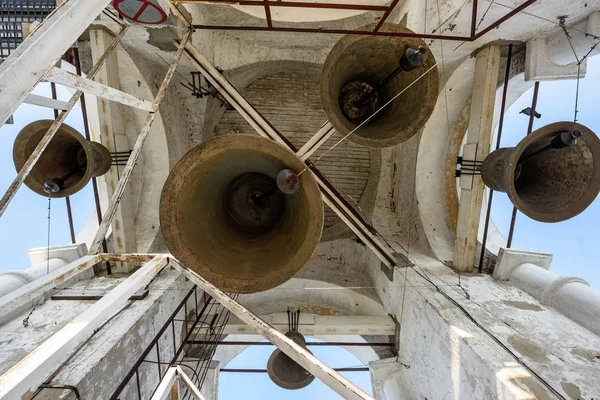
left=320, top=23, right=439, bottom=148
left=506, top=121, right=600, bottom=222
left=12, top=120, right=95, bottom=198
left=159, top=134, right=325, bottom=294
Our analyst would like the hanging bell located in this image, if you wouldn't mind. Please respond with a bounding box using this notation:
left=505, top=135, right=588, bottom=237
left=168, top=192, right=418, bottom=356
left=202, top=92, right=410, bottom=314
left=320, top=23, right=439, bottom=148
left=481, top=122, right=600, bottom=222
left=267, top=331, right=315, bottom=390
left=159, top=134, right=324, bottom=294
left=13, top=120, right=112, bottom=198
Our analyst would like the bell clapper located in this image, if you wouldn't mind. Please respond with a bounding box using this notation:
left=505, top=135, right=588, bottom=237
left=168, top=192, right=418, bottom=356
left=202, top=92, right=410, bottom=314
left=276, top=169, right=301, bottom=195
left=518, top=130, right=584, bottom=164
left=42, top=163, right=86, bottom=194
left=339, top=46, right=427, bottom=125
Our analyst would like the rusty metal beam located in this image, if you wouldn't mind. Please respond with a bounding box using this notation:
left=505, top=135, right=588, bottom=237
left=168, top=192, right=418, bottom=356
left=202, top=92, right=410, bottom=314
left=173, top=0, right=389, bottom=11
left=471, top=0, right=478, bottom=37
left=263, top=0, right=272, bottom=27
left=191, top=24, right=472, bottom=41
left=373, top=0, right=400, bottom=32
left=473, top=0, right=537, bottom=40
left=187, top=0, right=537, bottom=41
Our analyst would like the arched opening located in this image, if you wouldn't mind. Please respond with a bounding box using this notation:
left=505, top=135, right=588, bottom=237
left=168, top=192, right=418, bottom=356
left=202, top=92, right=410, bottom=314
left=218, top=338, right=374, bottom=399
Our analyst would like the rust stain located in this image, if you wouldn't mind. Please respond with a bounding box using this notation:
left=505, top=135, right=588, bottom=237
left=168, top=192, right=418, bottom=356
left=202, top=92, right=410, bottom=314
left=115, top=219, right=120, bottom=230
left=116, top=236, right=123, bottom=248
left=93, top=30, right=99, bottom=42
left=101, top=101, right=107, bottom=114
left=297, top=304, right=340, bottom=316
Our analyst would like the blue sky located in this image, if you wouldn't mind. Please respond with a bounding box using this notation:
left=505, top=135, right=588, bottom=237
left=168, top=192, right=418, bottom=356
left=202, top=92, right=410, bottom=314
left=219, top=339, right=372, bottom=399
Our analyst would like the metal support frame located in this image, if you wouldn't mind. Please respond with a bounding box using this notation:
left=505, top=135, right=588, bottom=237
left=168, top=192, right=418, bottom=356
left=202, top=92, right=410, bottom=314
left=174, top=0, right=537, bottom=42
left=181, top=41, right=397, bottom=268
left=45, top=67, right=158, bottom=112
left=0, top=255, right=169, bottom=399
left=170, top=258, right=375, bottom=400
left=0, top=26, right=129, bottom=218
left=89, top=29, right=192, bottom=253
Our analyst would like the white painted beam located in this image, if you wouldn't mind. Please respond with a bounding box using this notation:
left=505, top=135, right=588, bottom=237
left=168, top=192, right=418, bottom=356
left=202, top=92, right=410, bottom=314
left=0, top=0, right=113, bottom=125
left=0, top=255, right=101, bottom=325
left=89, top=28, right=138, bottom=272
left=23, top=93, right=70, bottom=110
left=151, top=366, right=207, bottom=400
left=45, top=67, right=157, bottom=112
left=170, top=259, right=375, bottom=400
left=193, top=314, right=396, bottom=336
left=152, top=366, right=180, bottom=400
left=0, top=255, right=169, bottom=399
left=177, top=367, right=207, bottom=400
left=453, top=45, right=501, bottom=272
left=89, top=30, right=192, bottom=254
left=297, top=122, right=337, bottom=161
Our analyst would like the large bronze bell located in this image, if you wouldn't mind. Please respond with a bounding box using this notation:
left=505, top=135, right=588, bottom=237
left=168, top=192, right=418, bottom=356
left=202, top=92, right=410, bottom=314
left=159, top=134, right=324, bottom=294
left=481, top=122, right=600, bottom=222
left=320, top=23, right=439, bottom=148
left=267, top=331, right=315, bottom=390
left=13, top=120, right=112, bottom=197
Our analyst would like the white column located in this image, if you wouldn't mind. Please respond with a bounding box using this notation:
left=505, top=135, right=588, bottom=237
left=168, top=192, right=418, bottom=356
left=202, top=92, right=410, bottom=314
left=0, top=0, right=112, bottom=125
left=454, top=45, right=502, bottom=272
left=495, top=248, right=600, bottom=336
left=89, top=28, right=138, bottom=271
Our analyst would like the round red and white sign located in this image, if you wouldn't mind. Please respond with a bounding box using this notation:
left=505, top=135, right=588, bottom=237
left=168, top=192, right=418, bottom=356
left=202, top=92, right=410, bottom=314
left=113, top=0, right=168, bottom=25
